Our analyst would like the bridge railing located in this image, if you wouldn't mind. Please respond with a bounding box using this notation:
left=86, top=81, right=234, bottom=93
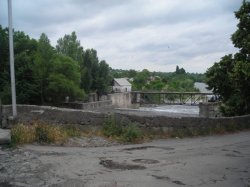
left=131, top=91, right=217, bottom=105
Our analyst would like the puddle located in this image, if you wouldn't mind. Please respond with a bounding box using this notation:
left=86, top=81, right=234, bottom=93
left=123, top=146, right=174, bottom=151
left=100, top=159, right=146, bottom=170
left=123, top=146, right=156, bottom=151
left=132, top=159, right=159, bottom=164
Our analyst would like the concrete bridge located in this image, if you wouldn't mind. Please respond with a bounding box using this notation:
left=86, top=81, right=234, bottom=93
left=131, top=91, right=216, bottom=105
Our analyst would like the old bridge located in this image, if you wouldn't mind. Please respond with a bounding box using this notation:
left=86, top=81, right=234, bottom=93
left=131, top=91, right=216, bottom=105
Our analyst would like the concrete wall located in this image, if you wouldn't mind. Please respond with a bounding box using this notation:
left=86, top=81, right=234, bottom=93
left=108, top=93, right=134, bottom=108
left=1, top=105, right=249, bottom=133
left=113, top=112, right=250, bottom=132
left=199, top=102, right=222, bottom=117
left=1, top=105, right=107, bottom=128
left=63, top=100, right=112, bottom=110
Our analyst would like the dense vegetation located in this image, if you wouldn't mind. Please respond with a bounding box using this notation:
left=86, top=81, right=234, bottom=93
left=206, top=0, right=250, bottom=116
left=0, top=28, right=111, bottom=105
left=111, top=66, right=205, bottom=92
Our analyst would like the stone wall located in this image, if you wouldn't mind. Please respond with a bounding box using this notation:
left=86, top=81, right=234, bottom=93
left=1, top=105, right=250, bottom=133
left=1, top=105, right=108, bottom=128
left=113, top=112, right=250, bottom=132
left=63, top=100, right=112, bottom=110
left=199, top=102, right=222, bottom=117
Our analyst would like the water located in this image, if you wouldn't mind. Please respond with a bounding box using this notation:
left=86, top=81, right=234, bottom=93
left=194, top=82, right=212, bottom=93
left=140, top=105, right=199, bottom=115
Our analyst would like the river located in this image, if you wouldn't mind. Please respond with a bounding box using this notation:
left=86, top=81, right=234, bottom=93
left=139, top=105, right=199, bottom=115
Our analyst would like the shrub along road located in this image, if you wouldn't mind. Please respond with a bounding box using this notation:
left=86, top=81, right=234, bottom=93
left=0, top=131, right=250, bottom=187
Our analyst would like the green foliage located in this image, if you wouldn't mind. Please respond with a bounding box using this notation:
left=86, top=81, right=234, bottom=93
left=132, top=69, right=151, bottom=90
left=46, top=54, right=84, bottom=104
left=121, top=124, right=142, bottom=142
left=113, top=67, right=202, bottom=92
left=103, top=116, right=123, bottom=137
left=231, top=0, right=250, bottom=58
left=0, top=27, right=40, bottom=104
left=175, top=65, right=186, bottom=74
left=167, top=75, right=198, bottom=92
left=102, top=116, right=142, bottom=143
left=81, top=49, right=111, bottom=94
left=0, top=26, right=9, bottom=103
left=56, top=31, right=83, bottom=63
left=206, top=1, right=250, bottom=116
left=34, top=33, right=55, bottom=104
left=110, top=69, right=137, bottom=78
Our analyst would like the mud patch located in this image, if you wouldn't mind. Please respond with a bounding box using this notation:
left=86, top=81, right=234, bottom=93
left=123, top=146, right=174, bottom=151
left=123, top=146, right=156, bottom=151
left=152, top=175, right=170, bottom=180
left=0, top=182, right=13, bottom=187
left=152, top=175, right=186, bottom=185
left=100, top=160, right=146, bottom=170
left=225, top=154, right=243, bottom=158
left=49, top=179, right=86, bottom=187
left=172, top=180, right=185, bottom=185
left=132, top=159, right=159, bottom=164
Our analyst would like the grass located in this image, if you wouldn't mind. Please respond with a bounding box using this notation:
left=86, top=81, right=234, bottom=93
left=102, top=116, right=142, bottom=143
left=10, top=119, right=250, bottom=147
left=10, top=121, right=82, bottom=146
left=102, top=115, right=250, bottom=142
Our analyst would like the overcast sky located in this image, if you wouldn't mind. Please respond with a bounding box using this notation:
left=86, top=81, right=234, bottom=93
left=0, top=0, right=242, bottom=73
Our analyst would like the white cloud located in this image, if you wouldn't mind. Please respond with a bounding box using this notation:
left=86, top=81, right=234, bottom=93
left=0, top=0, right=242, bottom=73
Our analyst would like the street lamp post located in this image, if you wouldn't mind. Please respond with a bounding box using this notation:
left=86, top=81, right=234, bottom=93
left=8, top=0, right=17, bottom=117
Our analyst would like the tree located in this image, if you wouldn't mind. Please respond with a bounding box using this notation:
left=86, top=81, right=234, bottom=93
left=206, top=0, right=250, bottom=116
left=0, top=27, right=40, bottom=104
left=14, top=31, right=39, bottom=104
left=176, top=65, right=186, bottom=74
left=46, top=54, right=84, bottom=104
left=56, top=31, right=83, bottom=63
left=132, top=69, right=150, bottom=90
left=81, top=48, right=111, bottom=96
left=206, top=55, right=234, bottom=100
left=0, top=26, right=10, bottom=103
left=81, top=49, right=98, bottom=93
left=231, top=0, right=250, bottom=60
left=34, top=33, right=55, bottom=104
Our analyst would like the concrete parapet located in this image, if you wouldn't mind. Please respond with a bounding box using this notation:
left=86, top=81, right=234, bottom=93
left=199, top=102, right=221, bottom=118
left=1, top=105, right=108, bottom=128
left=114, top=112, right=250, bottom=132
left=1, top=105, right=249, bottom=134
left=63, top=100, right=112, bottom=110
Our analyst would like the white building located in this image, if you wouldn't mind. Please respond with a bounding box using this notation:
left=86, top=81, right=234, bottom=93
left=113, top=78, right=132, bottom=92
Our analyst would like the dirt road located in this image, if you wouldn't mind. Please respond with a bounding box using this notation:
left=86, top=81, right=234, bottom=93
left=1, top=131, right=250, bottom=187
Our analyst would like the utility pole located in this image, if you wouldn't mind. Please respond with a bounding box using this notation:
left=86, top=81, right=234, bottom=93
left=8, top=0, right=17, bottom=117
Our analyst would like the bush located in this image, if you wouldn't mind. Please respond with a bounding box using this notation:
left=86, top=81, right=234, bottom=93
left=102, top=116, right=142, bottom=143
left=121, top=124, right=142, bottom=142
left=103, top=116, right=123, bottom=137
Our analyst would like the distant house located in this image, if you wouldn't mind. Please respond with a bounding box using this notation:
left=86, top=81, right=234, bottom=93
left=113, top=78, right=132, bottom=92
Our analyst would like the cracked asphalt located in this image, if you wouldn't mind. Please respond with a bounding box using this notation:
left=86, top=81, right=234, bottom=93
left=0, top=131, right=250, bottom=187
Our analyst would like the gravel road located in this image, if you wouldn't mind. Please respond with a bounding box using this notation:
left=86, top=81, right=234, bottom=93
left=0, top=131, right=250, bottom=187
